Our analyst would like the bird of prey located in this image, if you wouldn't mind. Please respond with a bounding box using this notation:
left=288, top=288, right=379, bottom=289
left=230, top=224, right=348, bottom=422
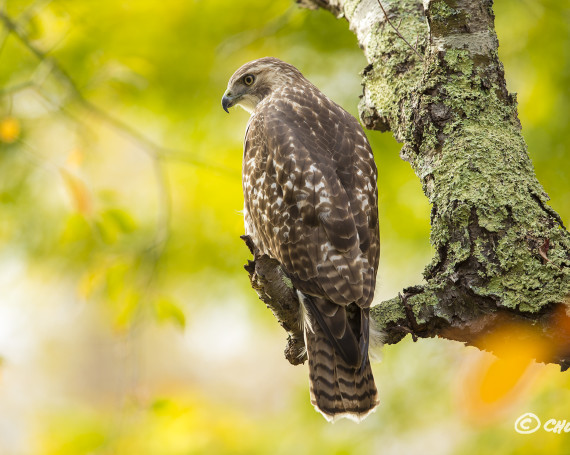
left=222, top=57, right=379, bottom=422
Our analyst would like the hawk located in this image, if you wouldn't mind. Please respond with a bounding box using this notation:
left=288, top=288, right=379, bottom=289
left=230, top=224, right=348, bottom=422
left=222, top=57, right=379, bottom=422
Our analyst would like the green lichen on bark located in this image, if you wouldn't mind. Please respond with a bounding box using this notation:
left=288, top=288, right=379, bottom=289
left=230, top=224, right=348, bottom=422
left=429, top=1, right=457, bottom=20
left=357, top=0, right=428, bottom=135
left=412, top=16, right=570, bottom=316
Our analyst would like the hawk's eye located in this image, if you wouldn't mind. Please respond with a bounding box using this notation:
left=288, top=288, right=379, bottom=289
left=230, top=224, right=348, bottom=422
left=243, top=74, right=255, bottom=86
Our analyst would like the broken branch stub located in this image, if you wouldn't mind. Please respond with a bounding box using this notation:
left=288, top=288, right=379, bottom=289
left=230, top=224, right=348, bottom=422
left=241, top=235, right=307, bottom=365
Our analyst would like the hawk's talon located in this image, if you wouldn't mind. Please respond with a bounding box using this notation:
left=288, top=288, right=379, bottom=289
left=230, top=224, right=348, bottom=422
left=398, top=292, right=424, bottom=341
left=393, top=324, right=418, bottom=342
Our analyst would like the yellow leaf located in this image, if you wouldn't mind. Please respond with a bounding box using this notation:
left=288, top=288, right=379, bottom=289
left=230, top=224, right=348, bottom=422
left=114, top=287, right=140, bottom=331
left=94, top=209, right=137, bottom=244
left=60, top=169, right=92, bottom=214
left=59, top=213, right=91, bottom=244
left=78, top=266, right=105, bottom=299
left=153, top=297, right=186, bottom=329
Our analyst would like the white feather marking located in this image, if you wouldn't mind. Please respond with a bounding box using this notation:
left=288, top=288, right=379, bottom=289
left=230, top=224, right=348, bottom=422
left=368, top=313, right=386, bottom=364
left=320, top=242, right=331, bottom=252
left=317, top=406, right=379, bottom=424
left=296, top=290, right=314, bottom=334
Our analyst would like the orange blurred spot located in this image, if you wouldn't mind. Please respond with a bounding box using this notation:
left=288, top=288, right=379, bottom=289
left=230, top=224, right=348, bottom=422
left=478, top=350, right=531, bottom=404
left=455, top=322, right=550, bottom=424
left=60, top=169, right=92, bottom=214
left=0, top=117, right=20, bottom=143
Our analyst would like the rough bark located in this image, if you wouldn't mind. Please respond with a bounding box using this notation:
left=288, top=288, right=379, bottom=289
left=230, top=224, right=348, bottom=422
left=242, top=235, right=307, bottom=365
left=243, top=0, right=570, bottom=370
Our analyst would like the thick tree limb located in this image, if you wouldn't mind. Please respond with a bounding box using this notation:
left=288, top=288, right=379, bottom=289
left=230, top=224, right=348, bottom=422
left=241, top=235, right=307, bottom=365
left=243, top=0, right=570, bottom=370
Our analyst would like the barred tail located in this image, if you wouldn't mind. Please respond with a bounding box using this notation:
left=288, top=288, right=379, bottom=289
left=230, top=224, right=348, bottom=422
left=305, top=317, right=379, bottom=422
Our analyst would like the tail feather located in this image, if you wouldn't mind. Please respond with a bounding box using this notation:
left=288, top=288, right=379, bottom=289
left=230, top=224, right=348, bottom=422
left=305, top=313, right=379, bottom=422
left=302, top=294, right=361, bottom=367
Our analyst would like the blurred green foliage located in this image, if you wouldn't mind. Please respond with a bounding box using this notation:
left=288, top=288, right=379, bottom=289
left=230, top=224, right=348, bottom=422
left=0, top=0, right=569, bottom=454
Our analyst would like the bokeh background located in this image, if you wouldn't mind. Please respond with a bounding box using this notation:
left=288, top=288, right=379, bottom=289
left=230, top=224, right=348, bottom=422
left=0, top=0, right=569, bottom=454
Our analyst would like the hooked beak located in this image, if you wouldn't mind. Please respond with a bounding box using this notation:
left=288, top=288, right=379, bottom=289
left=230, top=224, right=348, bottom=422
left=221, top=93, right=236, bottom=113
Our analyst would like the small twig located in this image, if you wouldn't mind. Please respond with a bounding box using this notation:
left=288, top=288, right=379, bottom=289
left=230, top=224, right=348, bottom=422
left=0, top=80, right=35, bottom=95
left=539, top=238, right=551, bottom=264
left=376, top=0, right=423, bottom=60
left=0, top=24, right=9, bottom=58
left=217, top=5, right=296, bottom=57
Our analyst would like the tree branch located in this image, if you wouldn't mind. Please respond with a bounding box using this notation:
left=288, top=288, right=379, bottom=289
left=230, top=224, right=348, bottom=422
left=244, top=0, right=570, bottom=370
left=241, top=235, right=307, bottom=365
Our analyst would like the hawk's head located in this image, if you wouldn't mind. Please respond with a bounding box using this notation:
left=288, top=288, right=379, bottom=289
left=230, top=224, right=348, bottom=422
left=222, top=57, right=304, bottom=114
